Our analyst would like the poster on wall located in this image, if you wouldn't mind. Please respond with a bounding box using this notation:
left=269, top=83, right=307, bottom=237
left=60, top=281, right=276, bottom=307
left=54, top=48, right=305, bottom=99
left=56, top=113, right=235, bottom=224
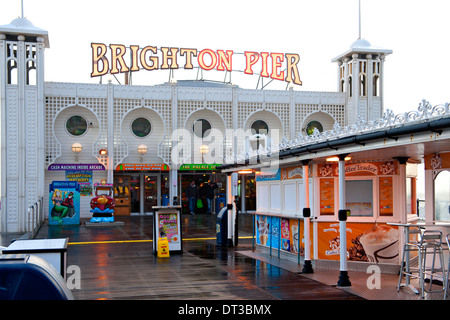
left=49, top=181, right=80, bottom=225
left=316, top=222, right=399, bottom=263
left=66, top=170, right=93, bottom=196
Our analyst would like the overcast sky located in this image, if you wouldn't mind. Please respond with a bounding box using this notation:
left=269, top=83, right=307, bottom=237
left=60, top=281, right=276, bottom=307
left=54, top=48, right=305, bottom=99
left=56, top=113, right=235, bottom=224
left=2, top=0, right=449, bottom=115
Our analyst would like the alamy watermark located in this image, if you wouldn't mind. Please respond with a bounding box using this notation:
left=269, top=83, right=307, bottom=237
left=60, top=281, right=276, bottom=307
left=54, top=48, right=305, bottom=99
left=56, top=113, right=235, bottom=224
left=366, top=265, right=381, bottom=290
left=170, top=127, right=281, bottom=172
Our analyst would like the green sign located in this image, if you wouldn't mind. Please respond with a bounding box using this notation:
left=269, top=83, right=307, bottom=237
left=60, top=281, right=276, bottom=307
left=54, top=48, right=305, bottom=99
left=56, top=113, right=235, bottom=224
left=179, top=164, right=221, bottom=171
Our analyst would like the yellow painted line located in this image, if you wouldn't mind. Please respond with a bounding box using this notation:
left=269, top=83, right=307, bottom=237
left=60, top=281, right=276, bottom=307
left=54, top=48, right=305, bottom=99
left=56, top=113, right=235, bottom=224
left=68, top=236, right=254, bottom=246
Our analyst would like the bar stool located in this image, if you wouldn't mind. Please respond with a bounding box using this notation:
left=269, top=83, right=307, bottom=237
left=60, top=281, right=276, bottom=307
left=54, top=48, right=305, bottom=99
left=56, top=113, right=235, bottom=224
left=445, top=234, right=450, bottom=299
left=398, top=229, right=446, bottom=298
left=398, top=226, right=424, bottom=293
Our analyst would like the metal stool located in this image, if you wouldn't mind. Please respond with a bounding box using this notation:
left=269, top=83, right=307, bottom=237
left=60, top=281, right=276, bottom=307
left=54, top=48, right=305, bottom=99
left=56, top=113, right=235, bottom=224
left=398, top=229, right=446, bottom=298
left=398, top=226, right=424, bottom=294
left=445, top=234, right=450, bottom=300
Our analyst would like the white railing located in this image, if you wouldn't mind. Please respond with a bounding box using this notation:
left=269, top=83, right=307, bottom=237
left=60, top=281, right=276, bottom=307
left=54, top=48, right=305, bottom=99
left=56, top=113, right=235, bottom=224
left=225, top=100, right=450, bottom=164
left=27, top=197, right=45, bottom=239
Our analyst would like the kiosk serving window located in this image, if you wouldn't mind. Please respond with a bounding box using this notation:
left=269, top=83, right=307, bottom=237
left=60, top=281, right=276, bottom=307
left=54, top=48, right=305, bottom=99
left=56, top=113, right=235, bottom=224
left=345, top=179, right=374, bottom=217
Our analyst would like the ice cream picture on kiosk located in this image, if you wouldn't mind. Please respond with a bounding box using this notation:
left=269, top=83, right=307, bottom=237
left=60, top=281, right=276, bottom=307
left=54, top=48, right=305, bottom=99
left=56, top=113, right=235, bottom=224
left=359, top=225, right=399, bottom=263
left=90, top=179, right=116, bottom=223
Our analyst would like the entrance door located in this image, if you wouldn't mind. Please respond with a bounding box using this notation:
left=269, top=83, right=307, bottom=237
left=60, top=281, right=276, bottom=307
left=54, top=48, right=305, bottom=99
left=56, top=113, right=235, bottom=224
left=144, top=175, right=159, bottom=213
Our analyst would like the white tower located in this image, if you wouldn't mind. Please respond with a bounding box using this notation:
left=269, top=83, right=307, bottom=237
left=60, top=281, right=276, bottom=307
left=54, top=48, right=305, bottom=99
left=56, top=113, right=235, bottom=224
left=0, top=17, right=49, bottom=233
left=332, top=39, right=392, bottom=124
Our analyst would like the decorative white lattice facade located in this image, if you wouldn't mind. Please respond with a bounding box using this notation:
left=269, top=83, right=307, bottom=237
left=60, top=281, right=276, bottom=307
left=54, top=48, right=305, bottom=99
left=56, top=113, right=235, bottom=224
left=0, top=16, right=392, bottom=233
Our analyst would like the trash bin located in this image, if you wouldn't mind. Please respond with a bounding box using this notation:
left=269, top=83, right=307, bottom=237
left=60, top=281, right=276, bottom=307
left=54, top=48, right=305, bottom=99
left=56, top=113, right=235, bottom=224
left=162, top=194, right=169, bottom=206
left=0, top=254, right=74, bottom=300
left=216, top=207, right=228, bottom=246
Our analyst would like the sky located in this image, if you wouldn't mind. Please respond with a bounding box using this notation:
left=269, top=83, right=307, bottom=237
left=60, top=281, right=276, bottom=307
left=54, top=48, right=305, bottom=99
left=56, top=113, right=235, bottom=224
left=1, top=0, right=449, bottom=115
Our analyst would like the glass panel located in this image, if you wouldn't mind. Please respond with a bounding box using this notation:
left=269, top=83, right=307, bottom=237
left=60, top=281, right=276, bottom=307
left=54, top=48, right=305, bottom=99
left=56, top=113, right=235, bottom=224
left=130, top=175, right=140, bottom=214
left=306, top=121, right=323, bottom=136
left=131, top=117, right=151, bottom=138
left=251, top=120, right=268, bottom=135
left=320, top=178, right=334, bottom=215
left=379, top=177, right=393, bottom=216
left=192, top=119, right=211, bottom=138
left=145, top=175, right=158, bottom=211
left=346, top=180, right=373, bottom=217
left=435, top=170, right=450, bottom=222
left=66, top=115, right=87, bottom=136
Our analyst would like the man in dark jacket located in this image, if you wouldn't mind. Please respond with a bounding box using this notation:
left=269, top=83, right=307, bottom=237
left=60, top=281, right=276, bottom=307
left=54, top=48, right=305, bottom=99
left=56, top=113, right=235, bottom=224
left=203, top=181, right=218, bottom=214
left=185, top=181, right=199, bottom=215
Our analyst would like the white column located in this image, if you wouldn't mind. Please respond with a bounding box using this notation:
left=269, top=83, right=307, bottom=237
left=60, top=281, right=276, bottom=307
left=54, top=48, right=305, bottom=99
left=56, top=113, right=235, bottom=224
left=302, top=160, right=313, bottom=273
left=337, top=155, right=351, bottom=287
left=106, top=82, right=114, bottom=183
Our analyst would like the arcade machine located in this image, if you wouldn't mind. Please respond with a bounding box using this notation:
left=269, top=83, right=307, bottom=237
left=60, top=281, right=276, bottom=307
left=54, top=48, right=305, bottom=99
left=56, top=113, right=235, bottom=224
left=89, top=179, right=115, bottom=223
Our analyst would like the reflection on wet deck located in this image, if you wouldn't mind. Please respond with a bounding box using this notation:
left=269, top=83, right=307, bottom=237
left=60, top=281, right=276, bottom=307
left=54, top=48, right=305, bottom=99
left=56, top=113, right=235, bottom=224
left=34, top=214, right=363, bottom=300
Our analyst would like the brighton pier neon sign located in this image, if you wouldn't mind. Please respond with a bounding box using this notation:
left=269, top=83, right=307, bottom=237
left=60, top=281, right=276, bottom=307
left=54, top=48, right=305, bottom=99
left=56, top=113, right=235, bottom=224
left=91, top=43, right=302, bottom=85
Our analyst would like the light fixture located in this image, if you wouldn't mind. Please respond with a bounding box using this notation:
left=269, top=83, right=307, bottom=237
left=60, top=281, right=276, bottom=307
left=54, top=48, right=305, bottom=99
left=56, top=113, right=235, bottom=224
left=200, top=144, right=209, bottom=154
left=71, top=143, right=83, bottom=162
left=326, top=156, right=352, bottom=162
left=238, top=169, right=253, bottom=174
left=99, top=149, right=107, bottom=155
left=137, top=144, right=148, bottom=162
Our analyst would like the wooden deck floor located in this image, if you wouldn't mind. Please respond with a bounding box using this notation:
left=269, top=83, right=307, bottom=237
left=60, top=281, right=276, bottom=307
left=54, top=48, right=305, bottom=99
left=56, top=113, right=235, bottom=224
left=33, top=214, right=363, bottom=300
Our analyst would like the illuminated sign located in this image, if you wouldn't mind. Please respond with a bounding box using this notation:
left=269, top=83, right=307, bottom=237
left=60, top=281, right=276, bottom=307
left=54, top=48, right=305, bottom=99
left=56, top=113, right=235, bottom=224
left=115, top=163, right=170, bottom=171
left=91, top=43, right=302, bottom=86
left=179, top=164, right=220, bottom=171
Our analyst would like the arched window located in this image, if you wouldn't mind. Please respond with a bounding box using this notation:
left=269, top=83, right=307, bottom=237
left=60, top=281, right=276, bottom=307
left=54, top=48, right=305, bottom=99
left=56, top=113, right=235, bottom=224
left=373, top=75, right=380, bottom=97
left=360, top=73, right=367, bottom=97
left=435, top=170, right=450, bottom=222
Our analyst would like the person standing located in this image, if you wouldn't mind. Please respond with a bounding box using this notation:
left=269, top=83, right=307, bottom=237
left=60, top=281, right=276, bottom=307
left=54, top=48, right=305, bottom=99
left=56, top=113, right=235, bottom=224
left=204, top=181, right=218, bottom=214
left=185, top=180, right=199, bottom=215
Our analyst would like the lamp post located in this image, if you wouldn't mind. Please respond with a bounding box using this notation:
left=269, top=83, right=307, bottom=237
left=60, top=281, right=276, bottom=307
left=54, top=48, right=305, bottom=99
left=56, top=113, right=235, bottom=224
left=200, top=144, right=209, bottom=163
left=71, top=143, right=82, bottom=162
left=137, top=144, right=148, bottom=162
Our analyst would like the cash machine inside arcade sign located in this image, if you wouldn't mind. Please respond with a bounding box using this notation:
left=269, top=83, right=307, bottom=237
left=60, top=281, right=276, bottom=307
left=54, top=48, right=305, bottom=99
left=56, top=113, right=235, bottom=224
left=91, top=43, right=302, bottom=85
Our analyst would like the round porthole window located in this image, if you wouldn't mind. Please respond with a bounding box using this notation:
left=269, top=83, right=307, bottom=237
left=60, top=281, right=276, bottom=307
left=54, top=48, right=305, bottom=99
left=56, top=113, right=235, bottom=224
left=251, top=120, right=269, bottom=135
left=306, top=120, right=323, bottom=136
left=192, top=119, right=211, bottom=138
left=131, top=117, right=152, bottom=138
left=66, top=115, right=88, bottom=136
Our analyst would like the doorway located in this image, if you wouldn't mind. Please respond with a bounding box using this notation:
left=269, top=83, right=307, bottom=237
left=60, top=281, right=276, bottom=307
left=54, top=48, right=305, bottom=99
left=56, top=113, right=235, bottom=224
left=179, top=173, right=226, bottom=214
left=114, top=171, right=168, bottom=215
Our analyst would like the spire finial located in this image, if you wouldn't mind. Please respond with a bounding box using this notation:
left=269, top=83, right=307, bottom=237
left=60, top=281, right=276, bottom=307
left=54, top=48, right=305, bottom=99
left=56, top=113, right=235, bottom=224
left=21, top=0, right=24, bottom=18
left=358, top=0, right=362, bottom=39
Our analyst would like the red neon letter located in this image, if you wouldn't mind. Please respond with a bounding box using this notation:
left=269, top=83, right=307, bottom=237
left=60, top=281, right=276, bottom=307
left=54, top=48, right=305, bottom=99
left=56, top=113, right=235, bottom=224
left=244, top=52, right=259, bottom=75
left=285, top=53, right=302, bottom=85
left=216, top=50, right=233, bottom=71
left=198, top=49, right=217, bottom=71
left=260, top=52, right=269, bottom=77
left=270, top=52, right=284, bottom=81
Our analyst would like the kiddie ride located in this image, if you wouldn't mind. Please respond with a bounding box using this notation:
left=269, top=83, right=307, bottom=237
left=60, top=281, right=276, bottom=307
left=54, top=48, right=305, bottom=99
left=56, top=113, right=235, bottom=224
left=89, top=180, right=115, bottom=223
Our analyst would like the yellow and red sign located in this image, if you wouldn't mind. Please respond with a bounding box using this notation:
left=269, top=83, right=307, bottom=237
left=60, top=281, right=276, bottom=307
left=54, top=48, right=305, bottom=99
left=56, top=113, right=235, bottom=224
left=91, top=44, right=302, bottom=86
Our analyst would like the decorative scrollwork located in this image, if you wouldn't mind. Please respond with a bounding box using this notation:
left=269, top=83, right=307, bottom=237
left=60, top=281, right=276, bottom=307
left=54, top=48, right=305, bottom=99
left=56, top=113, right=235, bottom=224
left=224, top=100, right=449, bottom=164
